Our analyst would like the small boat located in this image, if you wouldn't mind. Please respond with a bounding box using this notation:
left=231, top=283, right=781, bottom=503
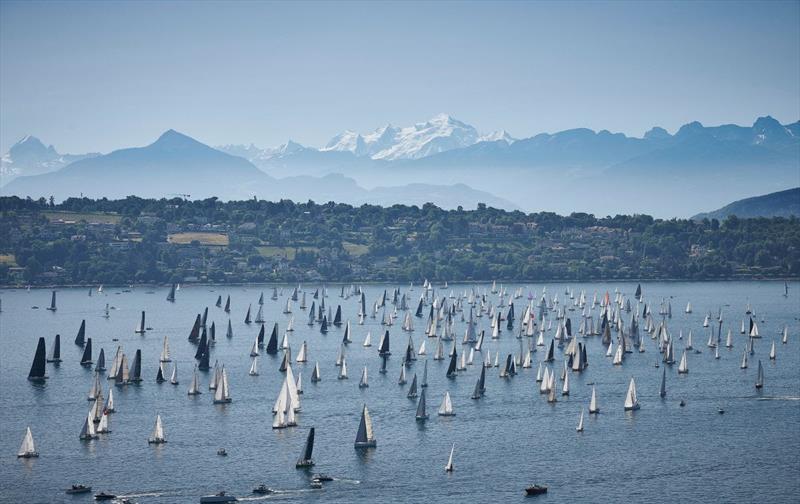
left=199, top=492, right=237, bottom=503
left=66, top=484, right=92, bottom=494
left=444, top=443, right=455, bottom=472
left=679, top=399, right=686, bottom=407
left=252, top=485, right=274, bottom=495
left=94, top=493, right=117, bottom=501
left=525, top=485, right=548, bottom=496
left=217, top=448, right=227, bottom=456
left=311, top=473, right=333, bottom=482
left=17, top=426, right=38, bottom=458
left=310, top=480, right=323, bottom=489
left=718, top=406, right=725, bottom=414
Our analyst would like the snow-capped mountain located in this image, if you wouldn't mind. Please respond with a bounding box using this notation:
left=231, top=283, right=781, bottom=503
left=321, top=113, right=515, bottom=160
left=1, top=135, right=97, bottom=183
left=218, top=140, right=308, bottom=162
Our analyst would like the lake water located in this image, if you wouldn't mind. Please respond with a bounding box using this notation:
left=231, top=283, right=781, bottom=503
left=1, top=281, right=798, bottom=504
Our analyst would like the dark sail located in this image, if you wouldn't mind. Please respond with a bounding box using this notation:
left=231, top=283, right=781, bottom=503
left=415, top=388, right=428, bottom=420
left=320, top=316, right=328, bottom=334
left=415, top=298, right=424, bottom=318
left=379, top=354, right=388, bottom=374
left=80, top=338, right=93, bottom=366
left=301, top=427, right=315, bottom=463
left=75, top=320, right=86, bottom=346
left=188, top=314, right=201, bottom=342
left=129, top=349, right=142, bottom=382
left=47, top=290, right=57, bottom=311
left=209, top=322, right=216, bottom=343
left=378, top=331, right=390, bottom=356
left=167, top=283, right=176, bottom=302
left=28, top=337, right=48, bottom=381
left=545, top=340, right=555, bottom=362
left=446, top=348, right=457, bottom=378
left=224, top=295, right=231, bottom=313
left=156, top=364, right=165, bottom=382
left=266, top=324, right=279, bottom=355
left=202, top=307, right=209, bottom=327
left=258, top=292, right=264, bottom=305
left=565, top=318, right=572, bottom=337
left=198, top=341, right=211, bottom=370
left=479, top=364, right=486, bottom=392
left=257, top=324, right=266, bottom=347
left=47, top=333, right=61, bottom=363
left=244, top=305, right=252, bottom=324
left=333, top=305, right=342, bottom=326
left=635, top=283, right=642, bottom=300
left=135, top=311, right=146, bottom=333
left=96, top=347, right=106, bottom=371
left=407, top=374, right=418, bottom=398
left=215, top=295, right=222, bottom=308
left=195, top=330, right=208, bottom=360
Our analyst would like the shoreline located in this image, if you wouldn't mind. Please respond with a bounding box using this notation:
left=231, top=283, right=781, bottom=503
left=2, top=277, right=797, bottom=290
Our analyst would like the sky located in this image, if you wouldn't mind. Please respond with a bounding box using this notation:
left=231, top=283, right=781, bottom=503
left=1, top=0, right=799, bottom=154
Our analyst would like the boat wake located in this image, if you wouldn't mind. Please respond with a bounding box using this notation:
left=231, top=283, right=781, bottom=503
left=333, top=477, right=361, bottom=484
left=756, top=396, right=800, bottom=401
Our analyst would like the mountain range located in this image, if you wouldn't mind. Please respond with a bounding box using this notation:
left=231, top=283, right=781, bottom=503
left=0, top=136, right=98, bottom=182
left=1, top=130, right=517, bottom=210
left=2, top=114, right=798, bottom=217
left=692, top=187, right=800, bottom=220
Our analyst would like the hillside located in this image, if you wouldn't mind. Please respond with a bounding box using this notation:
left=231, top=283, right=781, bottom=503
left=692, top=187, right=800, bottom=220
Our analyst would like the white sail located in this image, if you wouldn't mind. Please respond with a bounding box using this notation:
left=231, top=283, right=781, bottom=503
left=188, top=366, right=201, bottom=395
left=160, top=336, right=171, bottom=362
left=249, top=357, right=259, bottom=376
left=782, top=326, right=789, bottom=344
left=589, top=385, right=599, bottom=413
left=624, top=377, right=639, bottom=410
left=149, top=415, right=165, bottom=443
left=359, top=366, right=369, bottom=388
left=576, top=409, right=584, bottom=432
left=755, top=360, right=764, bottom=389
left=17, top=427, right=37, bottom=457
left=97, top=411, right=110, bottom=434
left=438, top=391, right=455, bottom=416
left=213, top=367, right=231, bottom=403
left=445, top=443, right=455, bottom=472
left=296, top=371, right=303, bottom=394
left=296, top=341, right=308, bottom=362
left=105, top=388, right=115, bottom=412
left=677, top=349, right=688, bottom=374
left=418, top=339, right=426, bottom=355
left=338, top=358, right=348, bottom=379
left=741, top=351, right=748, bottom=369
left=562, top=370, right=570, bottom=395
left=311, top=361, right=321, bottom=382
left=170, top=362, right=178, bottom=385
left=363, top=331, right=372, bottom=347
left=769, top=340, right=776, bottom=360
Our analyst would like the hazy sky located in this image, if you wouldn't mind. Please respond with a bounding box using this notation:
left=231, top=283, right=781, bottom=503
left=1, top=0, right=798, bottom=154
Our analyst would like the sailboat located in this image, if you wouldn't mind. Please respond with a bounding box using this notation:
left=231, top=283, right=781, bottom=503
left=310, top=362, right=321, bottom=382
left=224, top=295, right=231, bottom=313
left=354, top=405, right=377, bottom=448
left=415, top=388, right=429, bottom=420
left=167, top=283, right=176, bottom=302
left=755, top=360, right=764, bottom=389
left=677, top=349, right=689, bottom=374
left=296, top=341, right=308, bottom=362
left=249, top=357, right=259, bottom=376
left=213, top=367, right=232, bottom=403
left=296, top=427, right=315, bottom=468
left=75, top=320, right=86, bottom=346
left=46, top=290, right=57, bottom=311
left=79, top=413, right=98, bottom=440
left=782, top=326, right=789, bottom=344
left=17, top=427, right=38, bottom=458
left=769, top=340, right=776, bottom=360
left=105, top=388, right=115, bottom=413
left=170, top=362, right=179, bottom=385
left=160, top=337, right=171, bottom=363
left=244, top=305, right=252, bottom=324
left=97, top=411, right=111, bottom=434
left=576, top=409, right=584, bottom=432
left=438, top=391, right=455, bottom=416
left=623, top=377, right=640, bottom=411
left=363, top=331, right=372, bottom=347
left=135, top=311, right=146, bottom=334
left=188, top=365, right=202, bottom=395
left=147, top=414, right=167, bottom=444
left=28, top=337, right=48, bottom=382
left=581, top=385, right=600, bottom=415
left=338, top=358, right=348, bottom=380
left=407, top=373, right=418, bottom=398
left=47, top=333, right=61, bottom=363
left=445, top=443, right=455, bottom=472
left=359, top=366, right=369, bottom=388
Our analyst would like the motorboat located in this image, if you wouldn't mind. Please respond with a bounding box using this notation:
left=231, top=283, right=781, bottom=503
left=252, top=485, right=274, bottom=495
left=311, top=474, right=333, bottom=482
left=66, top=485, right=92, bottom=494
left=217, top=448, right=227, bottom=456
left=94, top=493, right=116, bottom=501
left=525, top=485, right=548, bottom=496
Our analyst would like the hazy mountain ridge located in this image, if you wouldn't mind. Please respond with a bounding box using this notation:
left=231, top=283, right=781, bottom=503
left=2, top=130, right=517, bottom=210
left=692, top=187, right=800, bottom=220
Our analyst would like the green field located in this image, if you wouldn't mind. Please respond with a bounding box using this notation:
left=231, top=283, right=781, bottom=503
left=343, top=241, right=369, bottom=257
left=257, top=246, right=318, bottom=260
left=43, top=211, right=121, bottom=224
left=168, top=232, right=230, bottom=246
